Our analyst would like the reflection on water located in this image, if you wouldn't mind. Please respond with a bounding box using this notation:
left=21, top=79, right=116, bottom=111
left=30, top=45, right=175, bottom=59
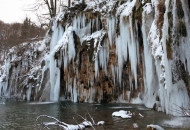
left=0, top=101, right=190, bottom=130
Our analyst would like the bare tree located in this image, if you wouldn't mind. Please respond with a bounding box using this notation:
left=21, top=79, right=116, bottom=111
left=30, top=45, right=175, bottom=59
left=43, top=0, right=57, bottom=18
left=26, top=0, right=72, bottom=27
left=24, top=0, right=57, bottom=27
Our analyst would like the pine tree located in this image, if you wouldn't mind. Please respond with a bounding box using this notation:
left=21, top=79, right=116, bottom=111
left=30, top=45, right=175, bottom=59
left=21, top=17, right=30, bottom=39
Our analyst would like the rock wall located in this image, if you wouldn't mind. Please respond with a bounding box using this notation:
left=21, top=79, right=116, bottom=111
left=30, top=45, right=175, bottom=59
left=1, top=0, right=190, bottom=116
left=0, top=40, right=49, bottom=101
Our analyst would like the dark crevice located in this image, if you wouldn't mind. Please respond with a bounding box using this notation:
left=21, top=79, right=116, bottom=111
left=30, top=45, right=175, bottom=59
left=137, top=22, right=143, bottom=47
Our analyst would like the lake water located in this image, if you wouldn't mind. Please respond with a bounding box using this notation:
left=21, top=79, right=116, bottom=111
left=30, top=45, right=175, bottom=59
left=0, top=100, right=190, bottom=130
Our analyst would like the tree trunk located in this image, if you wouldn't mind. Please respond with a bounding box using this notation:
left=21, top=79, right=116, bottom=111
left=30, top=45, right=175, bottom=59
left=50, top=0, right=54, bottom=16
left=44, top=0, right=52, bottom=18
left=68, top=0, right=70, bottom=7
left=54, top=0, right=57, bottom=16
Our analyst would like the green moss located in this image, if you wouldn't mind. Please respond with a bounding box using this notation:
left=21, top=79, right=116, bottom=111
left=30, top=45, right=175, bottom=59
left=176, top=0, right=184, bottom=19
left=179, top=20, right=187, bottom=37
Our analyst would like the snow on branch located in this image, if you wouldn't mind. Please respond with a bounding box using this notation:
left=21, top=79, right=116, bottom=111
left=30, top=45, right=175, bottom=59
left=36, top=109, right=105, bottom=130
left=36, top=114, right=105, bottom=130
left=171, top=103, right=190, bottom=116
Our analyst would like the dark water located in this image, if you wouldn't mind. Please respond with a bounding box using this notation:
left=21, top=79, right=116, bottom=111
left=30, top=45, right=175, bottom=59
left=0, top=101, right=190, bottom=130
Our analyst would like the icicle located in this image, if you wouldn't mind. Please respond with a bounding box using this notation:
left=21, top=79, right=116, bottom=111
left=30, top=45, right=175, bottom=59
left=141, top=3, right=158, bottom=108
left=96, top=16, right=99, bottom=31
left=94, top=57, right=99, bottom=78
left=48, top=19, right=64, bottom=102
left=73, top=78, right=78, bottom=102
left=111, top=64, right=115, bottom=85
left=68, top=32, right=76, bottom=62
left=115, top=36, right=123, bottom=84
left=26, top=84, right=32, bottom=101
left=98, top=42, right=108, bottom=74
left=82, top=13, right=86, bottom=28
left=50, top=23, right=64, bottom=51
left=107, top=16, right=116, bottom=46
left=179, top=0, right=190, bottom=74
left=49, top=54, right=61, bottom=102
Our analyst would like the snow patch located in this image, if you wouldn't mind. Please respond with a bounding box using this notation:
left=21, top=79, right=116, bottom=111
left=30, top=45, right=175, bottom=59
left=147, top=124, right=164, bottom=130
left=112, top=110, right=132, bottom=118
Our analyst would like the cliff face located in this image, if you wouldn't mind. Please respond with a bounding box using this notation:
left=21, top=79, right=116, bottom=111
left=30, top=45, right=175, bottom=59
left=1, top=0, right=190, bottom=115
left=0, top=40, right=48, bottom=100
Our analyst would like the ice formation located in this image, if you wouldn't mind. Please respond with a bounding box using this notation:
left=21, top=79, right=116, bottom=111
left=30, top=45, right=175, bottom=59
left=0, top=0, right=190, bottom=116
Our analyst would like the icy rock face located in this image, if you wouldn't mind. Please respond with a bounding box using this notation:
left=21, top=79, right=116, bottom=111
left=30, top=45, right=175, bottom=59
left=1, top=0, right=190, bottom=115
left=0, top=39, right=49, bottom=101
left=0, top=50, right=7, bottom=65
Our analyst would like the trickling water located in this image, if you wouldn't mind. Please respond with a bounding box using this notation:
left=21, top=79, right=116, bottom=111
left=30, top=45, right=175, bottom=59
left=0, top=101, right=190, bottom=130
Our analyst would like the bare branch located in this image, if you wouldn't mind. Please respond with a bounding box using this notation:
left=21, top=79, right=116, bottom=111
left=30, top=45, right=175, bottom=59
left=87, top=110, right=95, bottom=125
left=171, top=103, right=190, bottom=116
left=73, top=117, right=82, bottom=130
left=64, top=103, right=96, bottom=130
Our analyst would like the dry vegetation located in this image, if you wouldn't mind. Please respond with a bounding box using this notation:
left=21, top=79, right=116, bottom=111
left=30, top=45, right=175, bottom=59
left=0, top=18, right=47, bottom=50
